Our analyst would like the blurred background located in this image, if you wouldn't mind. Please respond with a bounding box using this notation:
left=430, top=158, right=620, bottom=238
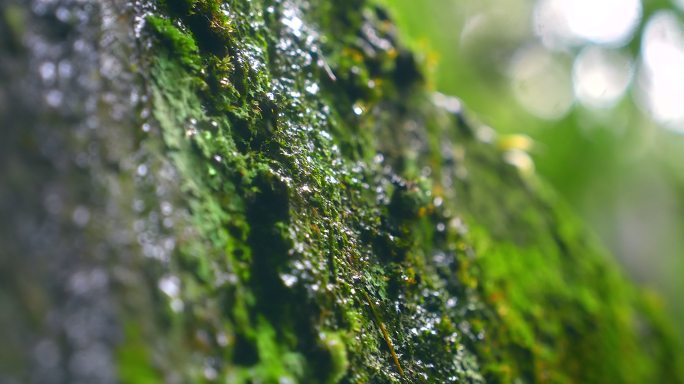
left=384, top=0, right=684, bottom=334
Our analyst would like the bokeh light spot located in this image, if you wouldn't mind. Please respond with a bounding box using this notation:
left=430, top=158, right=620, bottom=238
left=638, top=11, right=684, bottom=132
left=534, top=0, right=641, bottom=47
left=510, top=45, right=574, bottom=120
left=572, top=46, right=632, bottom=109
left=565, top=0, right=641, bottom=45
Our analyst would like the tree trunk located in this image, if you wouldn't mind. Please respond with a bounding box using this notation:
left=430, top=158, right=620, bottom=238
left=1, top=0, right=681, bottom=383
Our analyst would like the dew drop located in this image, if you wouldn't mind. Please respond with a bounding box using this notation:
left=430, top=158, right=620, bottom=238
left=280, top=273, right=298, bottom=287
left=72, top=206, right=90, bottom=227
left=136, top=164, right=148, bottom=177
left=158, top=275, right=180, bottom=298
left=39, top=62, right=56, bottom=83
left=352, top=103, right=364, bottom=116
left=305, top=82, right=319, bottom=95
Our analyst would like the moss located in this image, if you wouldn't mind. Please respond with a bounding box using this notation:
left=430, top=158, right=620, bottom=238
left=146, top=15, right=202, bottom=71
left=0, top=4, right=26, bottom=52
left=317, top=331, right=349, bottom=384
left=114, top=0, right=684, bottom=382
left=116, top=322, right=161, bottom=384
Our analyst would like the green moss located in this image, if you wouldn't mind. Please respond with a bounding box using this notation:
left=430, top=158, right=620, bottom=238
left=116, top=322, right=161, bottom=384
left=118, top=0, right=684, bottom=382
left=317, top=331, right=349, bottom=384
left=146, top=15, right=202, bottom=71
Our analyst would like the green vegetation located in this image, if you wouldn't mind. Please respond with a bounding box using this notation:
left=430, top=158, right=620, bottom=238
left=384, top=0, right=684, bottom=331
left=122, top=0, right=684, bottom=382
left=1, top=0, right=682, bottom=382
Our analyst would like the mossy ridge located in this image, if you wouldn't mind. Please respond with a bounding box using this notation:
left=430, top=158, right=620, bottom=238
left=121, top=0, right=684, bottom=383
left=457, top=144, right=684, bottom=382
left=398, top=94, right=684, bottom=382
left=135, top=0, right=487, bottom=381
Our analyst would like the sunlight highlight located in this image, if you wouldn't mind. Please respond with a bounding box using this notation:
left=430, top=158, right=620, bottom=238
left=565, top=0, right=641, bottom=45
left=572, top=47, right=632, bottom=109
left=534, top=0, right=642, bottom=47
left=638, top=11, right=684, bottom=133
left=510, top=45, right=574, bottom=120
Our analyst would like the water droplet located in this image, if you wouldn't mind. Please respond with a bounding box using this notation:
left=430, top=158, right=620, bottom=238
left=58, top=60, right=73, bottom=79
left=170, top=298, right=184, bottom=312
left=305, top=82, right=319, bottom=94
left=352, top=103, right=364, bottom=116
left=159, top=275, right=180, bottom=298
left=160, top=201, right=173, bottom=216
left=280, top=273, right=298, bottom=287
left=433, top=92, right=463, bottom=114
left=55, top=7, right=71, bottom=22
left=433, top=196, right=443, bottom=207
left=45, top=90, right=63, bottom=107
left=203, top=365, right=218, bottom=380
left=39, top=62, right=56, bottom=83
left=72, top=206, right=90, bottom=227
left=185, top=118, right=198, bottom=137
left=133, top=199, right=144, bottom=212
left=216, top=332, right=229, bottom=347
left=136, top=164, right=148, bottom=177
left=163, top=217, right=174, bottom=229
left=282, top=8, right=303, bottom=38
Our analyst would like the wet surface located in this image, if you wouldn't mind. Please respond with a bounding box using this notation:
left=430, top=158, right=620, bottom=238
left=1, top=0, right=681, bottom=383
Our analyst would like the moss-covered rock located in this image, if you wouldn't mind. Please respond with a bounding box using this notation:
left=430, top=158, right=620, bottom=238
left=1, top=0, right=682, bottom=383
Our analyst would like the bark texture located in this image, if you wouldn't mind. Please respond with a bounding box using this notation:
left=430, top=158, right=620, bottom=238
left=1, top=0, right=682, bottom=383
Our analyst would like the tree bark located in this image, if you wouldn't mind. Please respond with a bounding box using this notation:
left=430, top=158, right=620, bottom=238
left=1, top=0, right=682, bottom=383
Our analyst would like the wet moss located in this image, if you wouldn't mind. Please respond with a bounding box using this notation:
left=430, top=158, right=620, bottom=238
left=146, top=16, right=202, bottom=71
left=120, top=0, right=684, bottom=382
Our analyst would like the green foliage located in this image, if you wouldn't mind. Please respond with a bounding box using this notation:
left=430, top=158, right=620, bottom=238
left=146, top=15, right=202, bottom=71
